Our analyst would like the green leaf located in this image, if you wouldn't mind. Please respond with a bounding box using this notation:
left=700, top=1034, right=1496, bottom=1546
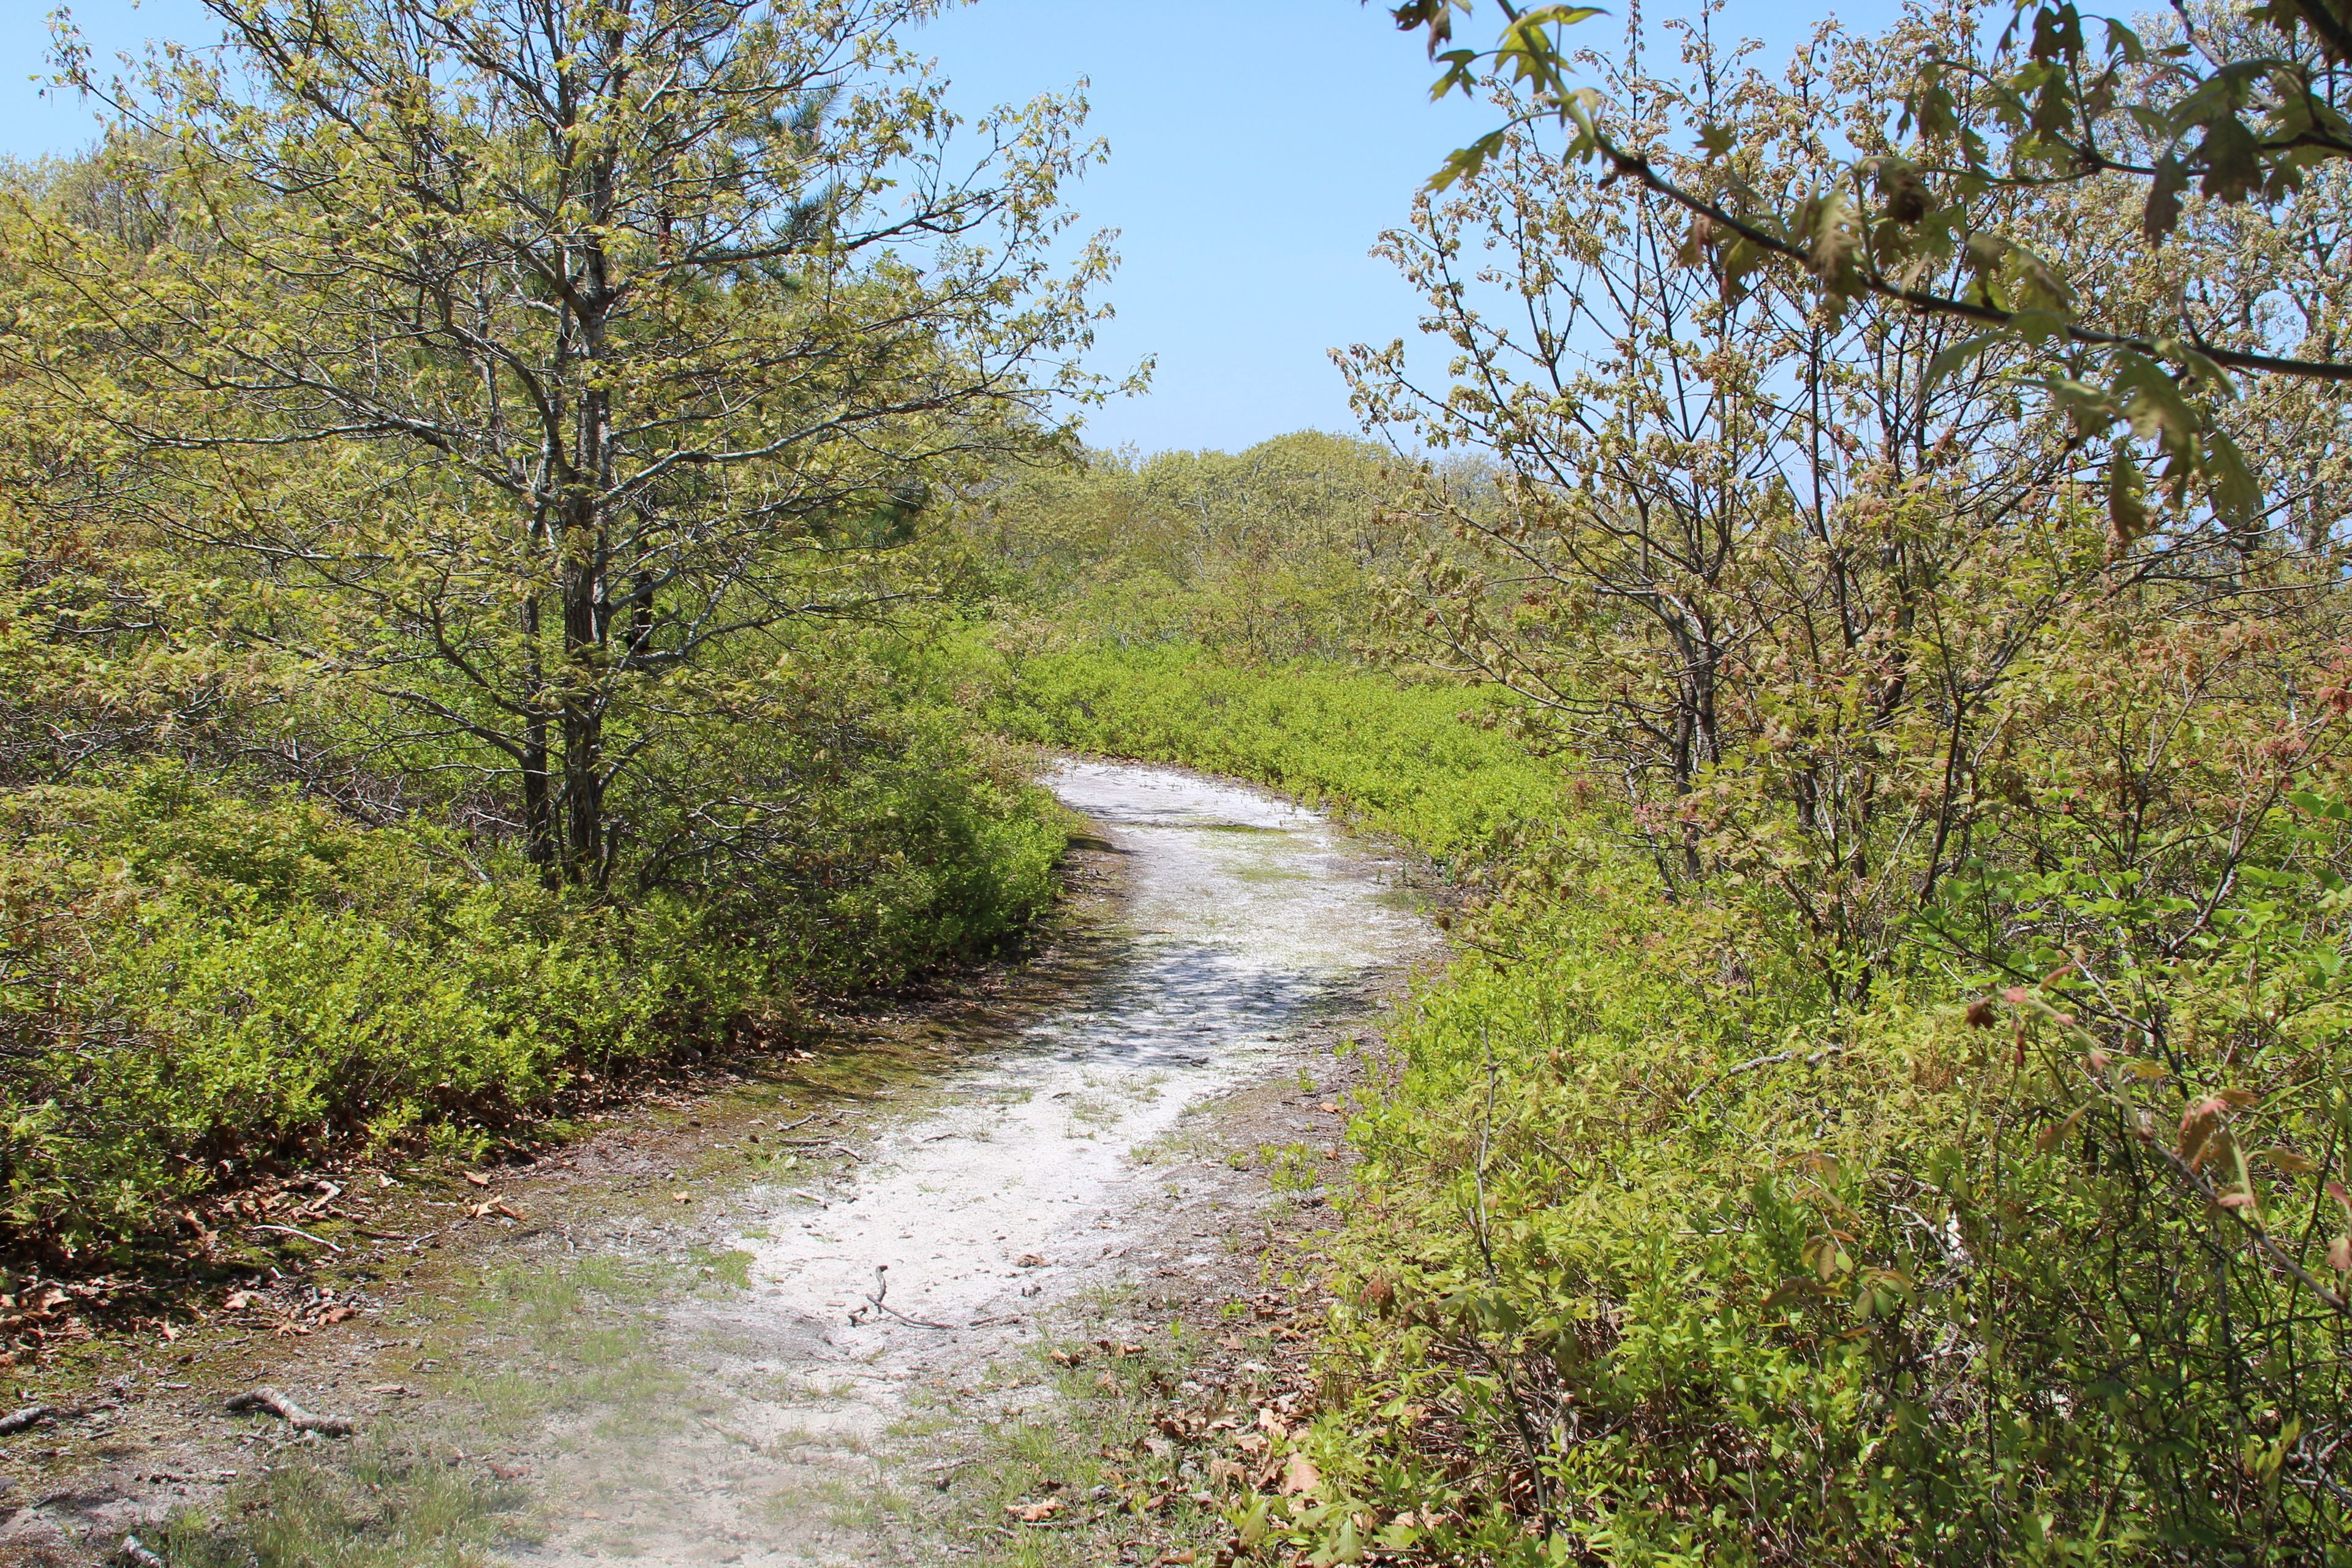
left=1428, top=129, right=1506, bottom=192
left=1905, top=67, right=1959, bottom=141
left=2030, top=3, right=2086, bottom=63
left=2010, top=306, right=2067, bottom=344
left=2113, top=352, right=2196, bottom=451
left=2198, top=115, right=2263, bottom=203
left=1520, top=4, right=1606, bottom=27
left=1805, top=187, right=1863, bottom=290
left=2144, top=154, right=2188, bottom=243
left=2108, top=440, right=2148, bottom=545
left=1923, top=333, right=1999, bottom=393
left=2158, top=336, right=2238, bottom=399
left=2002, top=239, right=2075, bottom=310
left=1761, top=1275, right=1826, bottom=1312
left=2203, top=428, right=2264, bottom=528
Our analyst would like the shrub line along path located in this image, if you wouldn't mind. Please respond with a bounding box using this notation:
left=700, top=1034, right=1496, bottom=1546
left=2, top=759, right=1440, bottom=1566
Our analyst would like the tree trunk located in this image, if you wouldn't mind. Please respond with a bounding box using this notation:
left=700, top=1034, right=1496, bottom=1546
left=560, top=543, right=604, bottom=886
left=522, top=591, right=558, bottom=886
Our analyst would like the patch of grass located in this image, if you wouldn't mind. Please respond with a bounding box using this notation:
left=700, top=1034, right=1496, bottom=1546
left=691, top=1246, right=756, bottom=1292
left=810, top=1472, right=922, bottom=1536
left=159, top=1439, right=533, bottom=1568
left=885, top=1291, right=1256, bottom=1568
left=443, top=1261, right=686, bottom=1439
left=164, top=1242, right=718, bottom=1565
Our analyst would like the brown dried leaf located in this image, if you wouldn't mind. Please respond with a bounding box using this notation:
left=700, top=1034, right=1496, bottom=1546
left=2179, top=1097, right=2226, bottom=1164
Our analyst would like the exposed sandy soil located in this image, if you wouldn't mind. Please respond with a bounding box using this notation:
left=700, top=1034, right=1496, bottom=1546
left=0, top=761, right=1441, bottom=1567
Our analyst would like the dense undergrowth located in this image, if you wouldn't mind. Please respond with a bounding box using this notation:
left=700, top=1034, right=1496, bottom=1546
left=0, top=635, right=1063, bottom=1261
left=994, top=641, right=1555, bottom=869
left=1000, top=641, right=2352, bottom=1565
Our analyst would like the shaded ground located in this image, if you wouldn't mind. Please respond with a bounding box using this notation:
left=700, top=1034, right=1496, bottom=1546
left=0, top=761, right=1439, bottom=1567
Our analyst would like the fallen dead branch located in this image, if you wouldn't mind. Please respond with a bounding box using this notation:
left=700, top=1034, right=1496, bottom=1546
left=119, top=1534, right=166, bottom=1568
left=1685, top=1046, right=1844, bottom=1103
left=246, top=1223, right=345, bottom=1253
left=779, top=1140, right=864, bottom=1161
left=225, top=1386, right=356, bottom=1436
left=848, top=1265, right=957, bottom=1330
left=0, top=1404, right=50, bottom=1435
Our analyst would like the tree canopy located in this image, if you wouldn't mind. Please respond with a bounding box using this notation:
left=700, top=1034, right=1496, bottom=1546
left=1386, top=0, right=2352, bottom=526
left=18, top=0, right=1114, bottom=886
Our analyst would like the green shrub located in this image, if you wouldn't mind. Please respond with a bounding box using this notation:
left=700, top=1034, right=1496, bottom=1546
left=997, top=641, right=1558, bottom=869
left=0, top=709, right=1063, bottom=1254
left=1290, top=856, right=2350, bottom=1564
left=1003, top=646, right=2352, bottom=1565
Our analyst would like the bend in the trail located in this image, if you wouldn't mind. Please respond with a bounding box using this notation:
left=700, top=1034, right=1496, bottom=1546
left=503, top=760, right=1431, bottom=1566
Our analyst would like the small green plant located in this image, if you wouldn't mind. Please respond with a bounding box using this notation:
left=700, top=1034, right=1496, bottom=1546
left=1257, top=1143, right=1321, bottom=1194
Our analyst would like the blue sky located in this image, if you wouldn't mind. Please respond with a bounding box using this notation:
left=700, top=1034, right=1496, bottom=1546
left=2, top=1, right=1899, bottom=454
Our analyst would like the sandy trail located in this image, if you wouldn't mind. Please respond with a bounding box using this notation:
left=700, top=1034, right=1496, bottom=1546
left=505, top=759, right=1429, bottom=1565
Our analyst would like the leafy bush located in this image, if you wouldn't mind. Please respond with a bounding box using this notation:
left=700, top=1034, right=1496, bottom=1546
left=0, top=709, right=1063, bottom=1255
left=997, top=641, right=1556, bottom=869
left=1006, top=647, right=2352, bottom=1564
left=1311, top=850, right=2352, bottom=1564
left=959, top=432, right=1430, bottom=663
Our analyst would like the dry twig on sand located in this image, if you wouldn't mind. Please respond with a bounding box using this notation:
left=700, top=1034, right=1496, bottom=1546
left=225, top=1386, right=357, bottom=1436
left=848, top=1265, right=957, bottom=1330
left=247, top=1223, right=345, bottom=1253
